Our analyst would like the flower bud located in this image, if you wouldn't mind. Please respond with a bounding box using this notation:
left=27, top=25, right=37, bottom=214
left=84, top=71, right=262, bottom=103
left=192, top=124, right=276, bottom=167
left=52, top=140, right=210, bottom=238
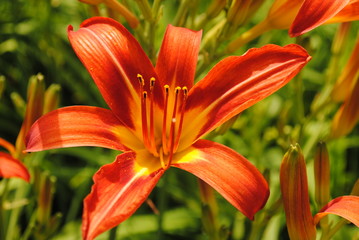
left=280, top=144, right=316, bottom=240
left=314, top=142, right=330, bottom=209
left=266, top=0, right=302, bottom=30
left=43, top=84, right=61, bottom=114
left=207, top=0, right=226, bottom=19
left=10, top=92, right=26, bottom=117
left=0, top=76, right=5, bottom=99
left=15, top=74, right=45, bottom=156
left=331, top=73, right=359, bottom=139
left=37, top=172, right=56, bottom=225
left=227, top=0, right=265, bottom=27
left=350, top=179, right=359, bottom=196
left=332, top=34, right=359, bottom=102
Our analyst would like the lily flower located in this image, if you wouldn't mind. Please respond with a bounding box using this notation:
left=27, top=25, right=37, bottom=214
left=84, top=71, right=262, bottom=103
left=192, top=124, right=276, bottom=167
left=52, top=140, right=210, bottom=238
left=0, top=138, right=30, bottom=182
left=25, top=17, right=311, bottom=240
left=227, top=0, right=359, bottom=52
left=289, top=0, right=359, bottom=37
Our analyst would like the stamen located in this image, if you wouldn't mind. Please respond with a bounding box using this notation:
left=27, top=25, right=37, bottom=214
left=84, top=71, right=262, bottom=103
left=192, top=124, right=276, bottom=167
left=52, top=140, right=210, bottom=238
left=137, top=74, right=144, bottom=85
left=149, top=77, right=158, bottom=156
left=141, top=91, right=150, bottom=150
left=174, top=86, right=188, bottom=151
left=162, top=85, right=170, bottom=155
left=167, top=87, right=181, bottom=166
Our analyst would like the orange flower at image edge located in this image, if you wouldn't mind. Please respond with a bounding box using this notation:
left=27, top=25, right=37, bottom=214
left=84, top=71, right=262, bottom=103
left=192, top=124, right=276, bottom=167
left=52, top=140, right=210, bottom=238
left=25, top=17, right=311, bottom=240
left=0, top=138, right=30, bottom=182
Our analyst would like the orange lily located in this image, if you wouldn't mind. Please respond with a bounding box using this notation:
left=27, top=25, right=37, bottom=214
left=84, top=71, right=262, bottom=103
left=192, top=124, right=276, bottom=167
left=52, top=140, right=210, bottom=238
left=25, top=17, right=311, bottom=240
left=0, top=138, right=30, bottom=182
left=290, top=0, right=359, bottom=37
left=227, top=0, right=359, bottom=52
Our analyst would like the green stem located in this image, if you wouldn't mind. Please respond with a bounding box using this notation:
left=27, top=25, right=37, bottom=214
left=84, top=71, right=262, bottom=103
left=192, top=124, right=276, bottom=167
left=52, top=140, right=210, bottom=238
left=6, top=181, right=29, bottom=240
left=0, top=180, right=10, bottom=240
left=108, top=226, right=118, bottom=240
left=173, top=0, right=191, bottom=27
left=134, top=0, right=153, bottom=21
left=157, top=173, right=168, bottom=239
left=20, top=211, right=37, bottom=240
left=320, top=218, right=348, bottom=240
left=226, top=20, right=271, bottom=53
left=198, top=179, right=221, bottom=240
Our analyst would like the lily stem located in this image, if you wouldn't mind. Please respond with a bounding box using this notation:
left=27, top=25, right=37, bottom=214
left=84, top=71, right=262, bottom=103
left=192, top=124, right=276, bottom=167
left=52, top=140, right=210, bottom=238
left=198, top=179, right=221, bottom=240
left=320, top=218, right=348, bottom=240
left=108, top=225, right=118, bottom=240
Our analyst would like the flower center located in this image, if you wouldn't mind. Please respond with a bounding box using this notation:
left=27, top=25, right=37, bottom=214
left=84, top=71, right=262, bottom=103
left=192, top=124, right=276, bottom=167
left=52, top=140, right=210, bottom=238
left=137, top=74, right=188, bottom=169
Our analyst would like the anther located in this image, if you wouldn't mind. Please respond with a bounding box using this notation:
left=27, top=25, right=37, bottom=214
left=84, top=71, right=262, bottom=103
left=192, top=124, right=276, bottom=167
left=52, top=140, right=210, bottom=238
left=150, top=77, right=155, bottom=88
left=137, top=74, right=145, bottom=86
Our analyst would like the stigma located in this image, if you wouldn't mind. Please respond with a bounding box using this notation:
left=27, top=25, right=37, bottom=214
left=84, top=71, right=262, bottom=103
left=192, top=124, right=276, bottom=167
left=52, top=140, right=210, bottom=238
left=137, top=74, right=187, bottom=168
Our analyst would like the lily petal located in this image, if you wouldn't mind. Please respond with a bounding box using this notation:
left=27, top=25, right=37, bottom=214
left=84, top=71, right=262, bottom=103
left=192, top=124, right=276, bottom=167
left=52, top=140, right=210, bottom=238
left=172, top=139, right=269, bottom=220
left=314, top=195, right=359, bottom=227
left=327, top=1, right=359, bottom=24
left=155, top=25, right=202, bottom=90
left=82, top=152, right=164, bottom=240
left=26, top=106, right=144, bottom=152
left=68, top=17, right=161, bottom=133
left=289, top=0, right=350, bottom=37
left=0, top=152, right=30, bottom=182
left=179, top=44, right=310, bottom=150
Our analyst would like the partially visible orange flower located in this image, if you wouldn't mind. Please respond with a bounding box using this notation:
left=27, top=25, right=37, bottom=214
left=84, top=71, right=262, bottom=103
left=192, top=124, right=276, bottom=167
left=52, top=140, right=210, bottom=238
left=289, top=0, right=359, bottom=37
left=0, top=138, right=30, bottom=182
left=330, top=35, right=359, bottom=139
left=227, top=0, right=359, bottom=52
left=332, top=35, right=359, bottom=102
left=280, top=144, right=359, bottom=239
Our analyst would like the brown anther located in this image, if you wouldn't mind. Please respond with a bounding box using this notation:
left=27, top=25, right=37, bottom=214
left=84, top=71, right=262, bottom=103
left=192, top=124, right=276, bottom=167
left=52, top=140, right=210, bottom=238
left=150, top=77, right=155, bottom=88
left=137, top=74, right=145, bottom=86
left=175, top=86, right=181, bottom=94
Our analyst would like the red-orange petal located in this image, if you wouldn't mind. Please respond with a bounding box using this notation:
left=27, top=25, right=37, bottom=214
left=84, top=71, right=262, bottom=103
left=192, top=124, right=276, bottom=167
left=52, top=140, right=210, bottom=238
left=155, top=25, right=202, bottom=90
left=82, top=152, right=164, bottom=240
left=179, top=44, right=310, bottom=150
left=0, top=152, right=30, bottom=182
left=314, top=195, right=359, bottom=227
left=25, top=106, right=144, bottom=152
left=327, top=1, right=359, bottom=23
left=289, top=0, right=350, bottom=37
left=172, top=139, right=269, bottom=220
left=68, top=17, right=162, bottom=132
